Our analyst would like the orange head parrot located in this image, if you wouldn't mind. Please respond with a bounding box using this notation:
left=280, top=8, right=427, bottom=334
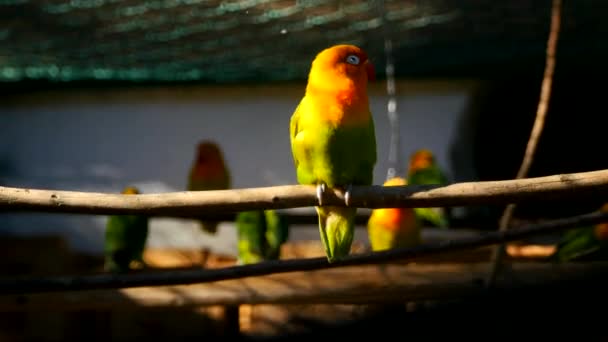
left=406, top=148, right=450, bottom=228
left=367, top=177, right=420, bottom=251
left=187, top=140, right=231, bottom=234
left=290, top=44, right=377, bottom=262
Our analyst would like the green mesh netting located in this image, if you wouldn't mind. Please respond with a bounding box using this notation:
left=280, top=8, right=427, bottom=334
left=0, top=0, right=604, bottom=83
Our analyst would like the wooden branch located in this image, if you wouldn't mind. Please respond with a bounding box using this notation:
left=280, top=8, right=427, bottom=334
left=2, top=168, right=608, bottom=216
left=0, top=210, right=606, bottom=295
left=0, top=261, right=605, bottom=311
left=487, top=0, right=563, bottom=287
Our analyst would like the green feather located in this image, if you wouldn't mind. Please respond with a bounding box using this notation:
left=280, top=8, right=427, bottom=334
left=413, top=207, right=449, bottom=228
left=235, top=210, right=290, bottom=265
left=264, top=210, right=290, bottom=260
left=408, top=164, right=450, bottom=228
left=290, top=102, right=376, bottom=262
left=104, top=214, right=149, bottom=273
left=408, top=165, right=448, bottom=186
left=316, top=206, right=357, bottom=262
left=291, top=110, right=376, bottom=188
left=550, top=226, right=608, bottom=262
left=235, top=210, right=266, bottom=265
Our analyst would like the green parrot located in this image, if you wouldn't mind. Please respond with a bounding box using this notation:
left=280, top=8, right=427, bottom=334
left=187, top=140, right=231, bottom=234
left=290, top=44, right=377, bottom=262
left=367, top=177, right=421, bottom=251
left=549, top=203, right=608, bottom=262
left=104, top=186, right=149, bottom=273
left=235, top=210, right=290, bottom=265
left=406, top=149, right=450, bottom=228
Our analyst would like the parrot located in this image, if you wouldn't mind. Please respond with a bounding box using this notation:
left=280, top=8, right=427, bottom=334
left=187, top=140, right=231, bottom=234
left=289, top=44, right=377, bottom=262
left=104, top=186, right=149, bottom=273
left=263, top=209, right=290, bottom=261
left=549, top=203, right=608, bottom=262
left=406, top=149, right=450, bottom=228
left=367, top=177, right=421, bottom=251
left=235, top=209, right=290, bottom=265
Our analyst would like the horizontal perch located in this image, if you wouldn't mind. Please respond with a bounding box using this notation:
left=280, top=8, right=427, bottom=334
left=1, top=168, right=608, bottom=216
left=0, top=261, right=606, bottom=311
left=0, top=210, right=607, bottom=294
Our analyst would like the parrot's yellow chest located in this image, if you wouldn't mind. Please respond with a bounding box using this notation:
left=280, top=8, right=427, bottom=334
left=301, top=88, right=371, bottom=127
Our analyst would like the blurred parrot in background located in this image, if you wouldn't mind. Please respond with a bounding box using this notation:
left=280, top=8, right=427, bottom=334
left=104, top=186, right=149, bottom=273
left=406, top=149, right=450, bottom=228
left=235, top=209, right=290, bottom=265
left=367, top=177, right=421, bottom=251
left=549, top=203, right=608, bottom=262
left=289, top=44, right=377, bottom=262
left=187, top=140, right=231, bottom=234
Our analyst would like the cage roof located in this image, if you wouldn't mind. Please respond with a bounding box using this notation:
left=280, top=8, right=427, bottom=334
left=0, top=0, right=605, bottom=85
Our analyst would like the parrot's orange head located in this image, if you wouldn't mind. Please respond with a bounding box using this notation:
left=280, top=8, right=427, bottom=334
left=310, top=44, right=375, bottom=83
left=409, top=149, right=435, bottom=174
left=121, top=186, right=140, bottom=195
left=193, top=140, right=227, bottom=175
left=306, top=44, right=375, bottom=103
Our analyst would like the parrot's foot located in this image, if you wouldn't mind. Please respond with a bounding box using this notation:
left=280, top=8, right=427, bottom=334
left=316, top=183, right=327, bottom=206
left=344, top=184, right=353, bottom=207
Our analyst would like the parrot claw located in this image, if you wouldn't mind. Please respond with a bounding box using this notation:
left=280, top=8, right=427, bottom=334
left=345, top=184, right=353, bottom=206
left=316, top=183, right=327, bottom=206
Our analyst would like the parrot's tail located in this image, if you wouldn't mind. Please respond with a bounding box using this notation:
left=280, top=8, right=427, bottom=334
left=198, top=220, right=219, bottom=234
left=104, top=249, right=131, bottom=273
left=316, top=206, right=357, bottom=262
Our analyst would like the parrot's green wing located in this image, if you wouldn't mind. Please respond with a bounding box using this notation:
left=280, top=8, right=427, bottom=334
left=413, top=207, right=449, bottom=228
left=289, top=103, right=301, bottom=171
left=235, top=210, right=267, bottom=265
left=408, top=166, right=450, bottom=228
left=408, top=165, right=448, bottom=186
left=263, top=210, right=290, bottom=260
left=549, top=226, right=608, bottom=262
left=104, top=214, right=149, bottom=273
left=290, top=101, right=376, bottom=188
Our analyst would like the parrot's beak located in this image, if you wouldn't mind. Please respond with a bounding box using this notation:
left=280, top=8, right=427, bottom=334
left=365, top=61, right=375, bottom=82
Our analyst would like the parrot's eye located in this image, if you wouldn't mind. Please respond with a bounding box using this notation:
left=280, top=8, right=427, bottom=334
left=345, top=54, right=360, bottom=65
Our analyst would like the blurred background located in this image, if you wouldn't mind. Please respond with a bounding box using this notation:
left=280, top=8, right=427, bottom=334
left=1, top=0, right=608, bottom=340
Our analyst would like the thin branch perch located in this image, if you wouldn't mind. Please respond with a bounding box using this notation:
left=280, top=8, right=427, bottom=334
left=2, top=168, right=608, bottom=216
left=0, top=262, right=605, bottom=311
left=0, top=210, right=607, bottom=295
left=487, top=0, right=563, bottom=287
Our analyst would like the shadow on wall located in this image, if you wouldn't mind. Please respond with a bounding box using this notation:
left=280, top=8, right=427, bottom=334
left=455, top=69, right=608, bottom=223
left=0, top=156, right=14, bottom=185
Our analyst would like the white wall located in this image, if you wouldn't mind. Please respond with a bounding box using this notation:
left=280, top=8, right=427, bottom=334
left=0, top=80, right=476, bottom=255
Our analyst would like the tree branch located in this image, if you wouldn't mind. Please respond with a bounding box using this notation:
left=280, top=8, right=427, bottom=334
left=1, top=261, right=605, bottom=311
left=2, top=168, right=608, bottom=216
left=487, top=0, right=562, bottom=288
left=0, top=210, right=606, bottom=295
